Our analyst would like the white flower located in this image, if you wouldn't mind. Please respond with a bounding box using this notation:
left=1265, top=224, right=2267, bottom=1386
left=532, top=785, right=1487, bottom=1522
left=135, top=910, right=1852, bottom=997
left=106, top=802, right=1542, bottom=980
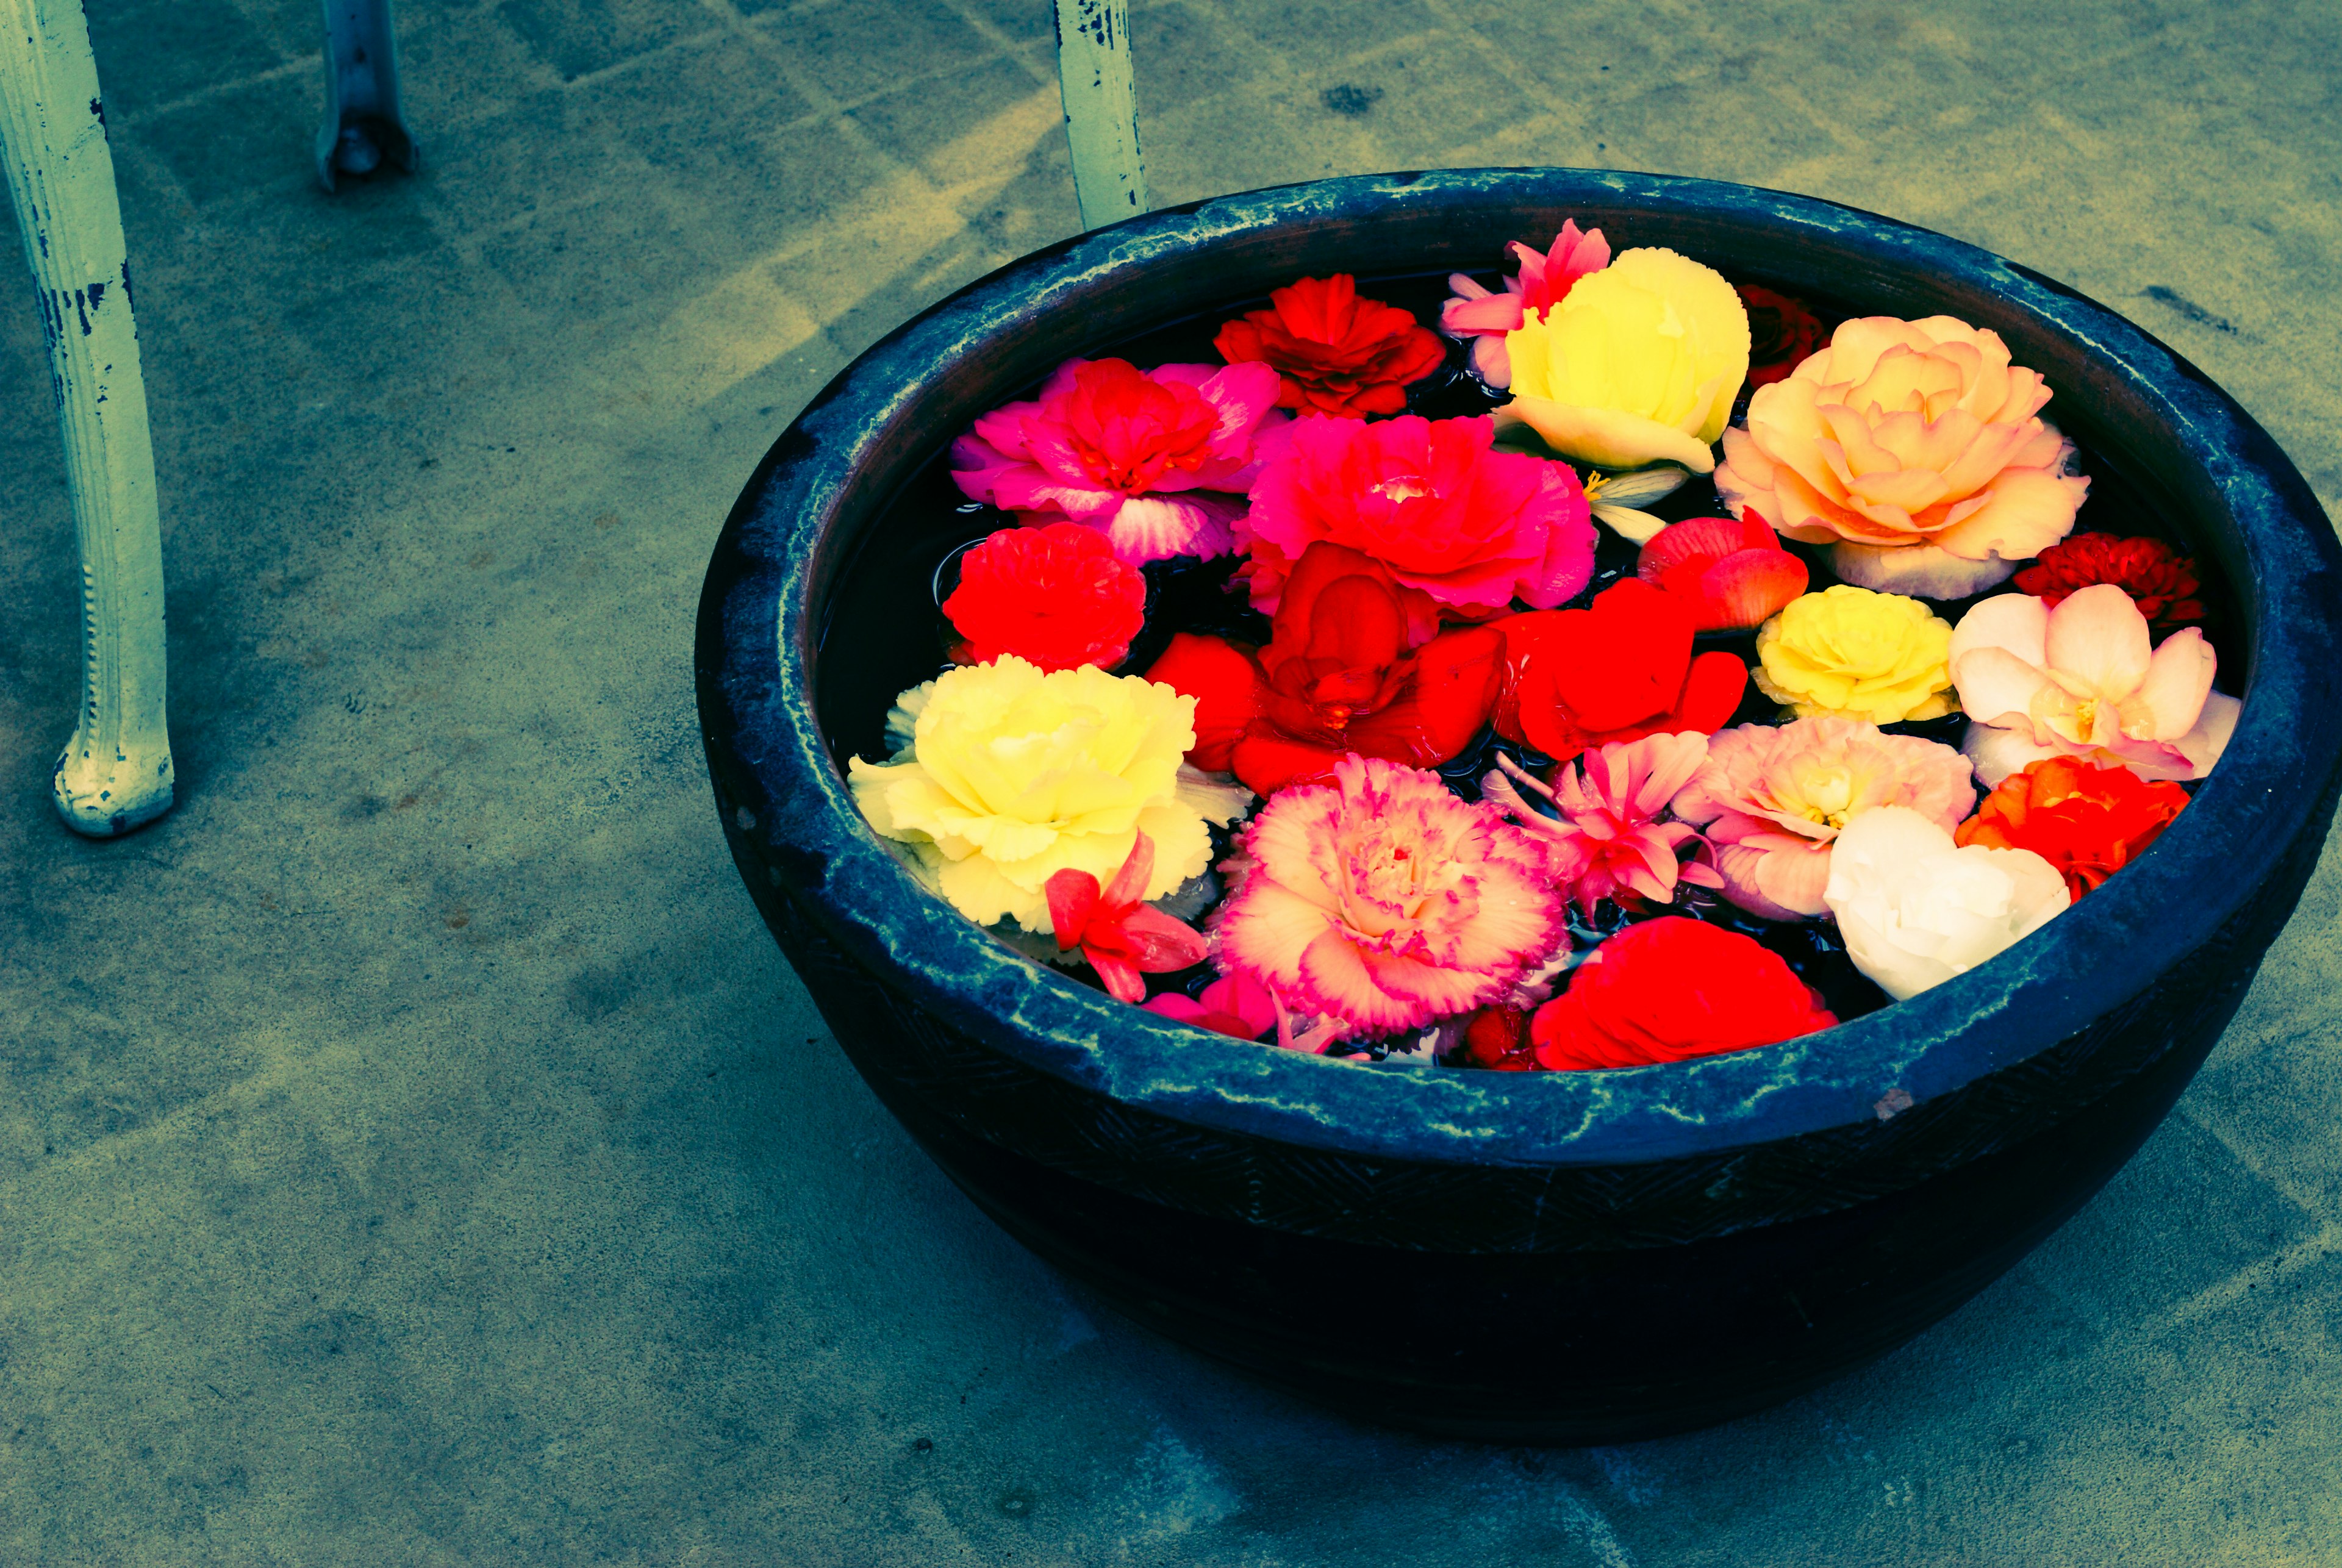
left=1821, top=806, right=2069, bottom=1001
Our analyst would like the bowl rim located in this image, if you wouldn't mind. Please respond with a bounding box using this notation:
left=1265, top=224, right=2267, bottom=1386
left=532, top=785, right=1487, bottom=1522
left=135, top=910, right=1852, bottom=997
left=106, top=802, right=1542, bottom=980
left=698, top=166, right=2342, bottom=1170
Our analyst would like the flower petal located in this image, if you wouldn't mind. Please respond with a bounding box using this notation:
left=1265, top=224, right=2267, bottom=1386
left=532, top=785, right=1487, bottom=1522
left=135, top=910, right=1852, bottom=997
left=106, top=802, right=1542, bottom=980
left=2043, top=584, right=2152, bottom=699
left=2127, top=626, right=2216, bottom=740
left=1832, top=541, right=2021, bottom=598
left=1497, top=396, right=1719, bottom=473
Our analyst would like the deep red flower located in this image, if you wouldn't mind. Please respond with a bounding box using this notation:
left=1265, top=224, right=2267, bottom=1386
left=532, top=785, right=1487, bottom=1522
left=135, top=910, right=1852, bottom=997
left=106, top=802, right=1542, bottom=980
left=1213, top=274, right=1448, bottom=418
left=942, top=523, right=1148, bottom=671
left=1530, top=917, right=1836, bottom=1071
left=1953, top=754, right=2190, bottom=900
left=1046, top=833, right=1210, bottom=1004
left=1492, top=581, right=1749, bottom=763
left=2012, top=532, right=2205, bottom=630
left=1455, top=1004, right=1540, bottom=1071
left=1635, top=511, right=1809, bottom=631
left=1144, top=542, right=1504, bottom=795
left=1738, top=284, right=1825, bottom=387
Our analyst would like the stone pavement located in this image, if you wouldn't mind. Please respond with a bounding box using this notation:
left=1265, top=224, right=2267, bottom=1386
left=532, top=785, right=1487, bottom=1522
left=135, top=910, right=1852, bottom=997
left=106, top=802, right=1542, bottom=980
left=2, top=0, right=2338, bottom=1561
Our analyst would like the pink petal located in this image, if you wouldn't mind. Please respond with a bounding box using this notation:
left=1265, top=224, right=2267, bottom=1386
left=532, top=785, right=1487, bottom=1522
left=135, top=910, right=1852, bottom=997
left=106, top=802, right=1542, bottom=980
left=1101, top=833, right=1155, bottom=908
left=1119, top=906, right=1211, bottom=971
left=1952, top=645, right=2057, bottom=733
left=2044, top=583, right=2152, bottom=698
left=1444, top=293, right=1528, bottom=335
left=2171, top=689, right=2240, bottom=781
left=1963, top=721, right=2068, bottom=787
left=2128, top=626, right=2216, bottom=740
left=1142, top=992, right=1209, bottom=1023
left=1751, top=837, right=1833, bottom=918
left=1047, top=868, right=1100, bottom=950
left=1098, top=495, right=1238, bottom=563
left=1089, top=950, right=1147, bottom=1004
left=1471, top=335, right=1513, bottom=388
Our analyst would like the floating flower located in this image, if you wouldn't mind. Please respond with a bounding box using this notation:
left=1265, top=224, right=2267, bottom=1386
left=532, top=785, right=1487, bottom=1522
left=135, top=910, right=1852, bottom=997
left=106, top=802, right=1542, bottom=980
left=950, top=357, right=1287, bottom=563
left=942, top=523, right=1148, bottom=671
left=1530, top=917, right=1837, bottom=1071
left=1752, top=585, right=1957, bottom=724
left=1453, top=1003, right=1540, bottom=1070
left=1636, top=512, right=1810, bottom=631
left=1239, top=413, right=1595, bottom=631
left=1954, top=755, right=2190, bottom=901
left=1492, top=581, right=1747, bottom=763
left=1439, top=220, right=1613, bottom=388
left=1142, top=968, right=1279, bottom=1042
left=2013, top=532, right=2205, bottom=630
left=850, top=657, right=1250, bottom=933
left=1497, top=247, right=1752, bottom=473
left=1211, top=754, right=1569, bottom=1037
left=1141, top=632, right=1263, bottom=772
left=1047, top=832, right=1211, bottom=1003
left=1671, top=717, right=1975, bottom=920
left=1482, top=739, right=1722, bottom=918
left=1947, top=584, right=2237, bottom=785
left=1714, top=315, right=2089, bottom=598
left=1821, top=805, right=2068, bottom=1000
left=1740, top=284, right=1825, bottom=387
left=1213, top=273, right=1446, bottom=418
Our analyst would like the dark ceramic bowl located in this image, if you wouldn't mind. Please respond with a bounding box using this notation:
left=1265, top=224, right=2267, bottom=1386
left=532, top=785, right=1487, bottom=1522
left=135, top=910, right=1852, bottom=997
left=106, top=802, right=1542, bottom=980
left=696, top=169, right=2342, bottom=1443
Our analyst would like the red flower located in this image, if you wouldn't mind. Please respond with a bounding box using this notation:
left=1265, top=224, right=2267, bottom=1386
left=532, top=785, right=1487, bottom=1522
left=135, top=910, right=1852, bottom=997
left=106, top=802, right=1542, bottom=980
left=1530, top=917, right=1836, bottom=1071
left=1239, top=413, right=1595, bottom=631
left=1635, top=511, right=1809, bottom=631
left=1045, top=833, right=1210, bottom=1004
left=1143, top=543, right=1504, bottom=795
left=942, top=523, right=1147, bottom=671
left=1455, top=1004, right=1539, bottom=1071
left=1492, top=581, right=1748, bottom=762
left=1738, top=284, right=1825, bottom=387
left=1214, top=274, right=1447, bottom=418
left=2012, top=532, right=2205, bottom=630
left=1953, top=754, right=2189, bottom=900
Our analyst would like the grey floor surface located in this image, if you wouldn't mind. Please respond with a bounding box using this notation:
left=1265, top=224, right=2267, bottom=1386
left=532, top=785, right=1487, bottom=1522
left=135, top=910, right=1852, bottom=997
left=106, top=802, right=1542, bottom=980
left=4, top=1, right=2341, bottom=1562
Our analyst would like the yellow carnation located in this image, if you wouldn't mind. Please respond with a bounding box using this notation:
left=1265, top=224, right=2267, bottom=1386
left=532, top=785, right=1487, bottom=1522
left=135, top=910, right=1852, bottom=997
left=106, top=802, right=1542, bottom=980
left=1753, top=586, right=1958, bottom=724
left=848, top=656, right=1250, bottom=933
left=1497, top=247, right=1751, bottom=473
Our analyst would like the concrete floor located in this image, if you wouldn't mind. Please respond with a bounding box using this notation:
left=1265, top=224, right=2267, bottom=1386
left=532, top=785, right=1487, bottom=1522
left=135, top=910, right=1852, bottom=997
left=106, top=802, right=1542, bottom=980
left=3, top=0, right=2340, bottom=1561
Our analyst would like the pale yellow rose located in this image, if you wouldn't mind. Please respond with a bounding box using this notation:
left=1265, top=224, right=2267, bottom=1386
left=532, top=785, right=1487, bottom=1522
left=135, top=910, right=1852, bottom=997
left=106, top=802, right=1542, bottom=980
left=1753, top=586, right=1958, bottom=725
left=1495, top=248, right=1751, bottom=473
left=850, top=657, right=1250, bottom=933
left=1713, top=315, right=2088, bottom=597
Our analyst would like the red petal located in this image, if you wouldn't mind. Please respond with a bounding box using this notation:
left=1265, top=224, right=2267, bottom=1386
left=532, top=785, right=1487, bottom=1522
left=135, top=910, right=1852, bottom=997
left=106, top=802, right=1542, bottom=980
left=1144, top=634, right=1266, bottom=771
left=1692, top=548, right=1808, bottom=631
left=1231, top=726, right=1347, bottom=796
left=1116, top=906, right=1211, bottom=972
left=1087, top=950, right=1148, bottom=1004
left=1046, top=868, right=1100, bottom=951
left=1101, top=832, right=1155, bottom=911
left=1266, top=543, right=1413, bottom=670
left=1345, top=625, right=1504, bottom=768
left=1491, top=610, right=1568, bottom=745
left=1542, top=581, right=1693, bottom=734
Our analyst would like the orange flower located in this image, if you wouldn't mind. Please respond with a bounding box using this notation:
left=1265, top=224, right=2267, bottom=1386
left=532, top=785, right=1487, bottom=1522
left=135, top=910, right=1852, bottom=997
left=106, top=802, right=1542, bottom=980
left=1952, top=756, right=2188, bottom=899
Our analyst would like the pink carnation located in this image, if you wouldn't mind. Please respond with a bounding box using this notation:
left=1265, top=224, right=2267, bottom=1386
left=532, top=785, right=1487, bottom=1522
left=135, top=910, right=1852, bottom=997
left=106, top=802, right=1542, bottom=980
left=1239, top=413, right=1596, bottom=638
left=1670, top=717, right=1975, bottom=920
left=1211, top=754, right=1570, bottom=1039
left=1481, top=736, right=1723, bottom=918
left=950, top=357, right=1289, bottom=564
left=1439, top=221, right=1612, bottom=388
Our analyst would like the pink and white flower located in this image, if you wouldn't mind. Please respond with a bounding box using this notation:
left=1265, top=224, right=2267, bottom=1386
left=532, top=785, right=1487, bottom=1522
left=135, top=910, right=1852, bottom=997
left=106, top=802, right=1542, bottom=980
left=950, top=356, right=1289, bottom=563
left=1949, top=584, right=2238, bottom=785
left=1439, top=221, right=1612, bottom=388
left=1671, top=717, right=1976, bottom=920
left=1481, top=736, right=1723, bottom=918
left=1211, top=754, right=1570, bottom=1039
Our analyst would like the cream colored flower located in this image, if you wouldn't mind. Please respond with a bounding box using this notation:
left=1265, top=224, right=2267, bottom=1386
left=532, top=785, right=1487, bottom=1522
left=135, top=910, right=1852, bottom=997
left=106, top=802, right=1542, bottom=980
left=850, top=657, right=1250, bottom=932
left=1495, top=248, right=1750, bottom=473
left=1822, top=806, right=2069, bottom=1000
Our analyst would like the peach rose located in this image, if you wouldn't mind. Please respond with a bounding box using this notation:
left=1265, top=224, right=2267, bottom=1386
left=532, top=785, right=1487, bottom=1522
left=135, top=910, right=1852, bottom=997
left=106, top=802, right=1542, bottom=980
left=1713, top=317, right=2089, bottom=598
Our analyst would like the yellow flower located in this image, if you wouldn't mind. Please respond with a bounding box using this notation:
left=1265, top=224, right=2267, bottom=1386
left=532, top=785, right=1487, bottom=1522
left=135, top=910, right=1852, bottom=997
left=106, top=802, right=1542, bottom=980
left=1497, top=248, right=1750, bottom=474
left=849, top=656, right=1250, bottom=933
left=1753, top=586, right=1958, bottom=724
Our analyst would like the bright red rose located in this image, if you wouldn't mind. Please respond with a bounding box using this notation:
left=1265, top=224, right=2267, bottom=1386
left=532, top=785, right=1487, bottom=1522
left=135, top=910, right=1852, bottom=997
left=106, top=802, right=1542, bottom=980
left=1739, top=284, right=1825, bottom=387
left=1142, top=631, right=1264, bottom=771
left=1151, top=543, right=1505, bottom=795
left=1240, top=413, right=1595, bottom=632
left=1636, top=511, right=1809, bottom=632
left=942, top=523, right=1148, bottom=671
left=1492, top=581, right=1748, bottom=762
left=2012, top=532, right=2205, bottom=631
left=1530, top=917, right=1836, bottom=1071
left=1455, top=1004, right=1539, bottom=1071
left=1953, top=754, right=2189, bottom=900
left=1213, top=273, right=1447, bottom=418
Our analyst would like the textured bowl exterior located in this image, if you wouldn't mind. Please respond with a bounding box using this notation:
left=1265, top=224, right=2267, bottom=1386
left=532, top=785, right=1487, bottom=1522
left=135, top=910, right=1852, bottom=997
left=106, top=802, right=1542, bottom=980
left=695, top=170, right=2342, bottom=1441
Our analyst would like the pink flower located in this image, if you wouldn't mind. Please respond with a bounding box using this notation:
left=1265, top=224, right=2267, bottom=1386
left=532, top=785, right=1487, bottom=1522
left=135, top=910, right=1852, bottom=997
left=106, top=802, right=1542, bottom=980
left=1670, top=717, right=1975, bottom=920
left=1239, top=413, right=1596, bottom=634
left=1949, top=584, right=2239, bottom=786
left=1439, top=221, right=1612, bottom=388
left=951, top=357, right=1289, bottom=563
left=1047, top=833, right=1211, bottom=1004
left=1142, top=970, right=1278, bottom=1042
left=1211, top=754, right=1570, bottom=1039
left=1481, top=737, right=1723, bottom=918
